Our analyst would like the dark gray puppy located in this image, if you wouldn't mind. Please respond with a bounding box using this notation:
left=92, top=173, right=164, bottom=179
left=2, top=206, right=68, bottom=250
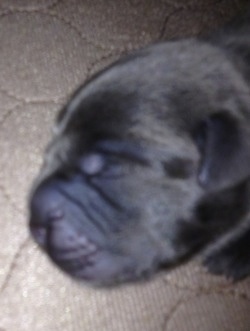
left=29, top=8, right=250, bottom=286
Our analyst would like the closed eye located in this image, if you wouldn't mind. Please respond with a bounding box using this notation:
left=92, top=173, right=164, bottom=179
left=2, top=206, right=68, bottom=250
left=93, top=139, right=149, bottom=165
left=79, top=139, right=149, bottom=178
left=80, top=152, right=129, bottom=179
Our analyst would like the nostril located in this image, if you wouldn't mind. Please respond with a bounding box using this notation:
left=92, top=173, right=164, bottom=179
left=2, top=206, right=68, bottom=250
left=30, top=209, right=65, bottom=249
left=30, top=207, right=65, bottom=247
left=29, top=180, right=65, bottom=247
left=30, top=223, right=47, bottom=247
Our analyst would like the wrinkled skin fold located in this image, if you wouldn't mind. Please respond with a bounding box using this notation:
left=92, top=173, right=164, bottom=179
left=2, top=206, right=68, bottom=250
left=29, top=7, right=250, bottom=286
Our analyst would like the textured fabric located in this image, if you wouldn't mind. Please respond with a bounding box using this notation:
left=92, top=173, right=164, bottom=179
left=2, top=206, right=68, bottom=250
left=0, top=0, right=250, bottom=330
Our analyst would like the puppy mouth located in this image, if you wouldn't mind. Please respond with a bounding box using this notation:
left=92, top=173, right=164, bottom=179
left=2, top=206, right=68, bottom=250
left=30, top=215, right=140, bottom=285
left=29, top=175, right=139, bottom=284
left=30, top=206, right=98, bottom=276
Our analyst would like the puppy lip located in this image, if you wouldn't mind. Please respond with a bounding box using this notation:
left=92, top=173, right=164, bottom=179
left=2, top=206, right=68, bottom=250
left=48, top=238, right=100, bottom=281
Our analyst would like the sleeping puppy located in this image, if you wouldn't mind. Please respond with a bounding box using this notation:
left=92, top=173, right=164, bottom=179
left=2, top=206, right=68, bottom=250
left=29, top=7, right=250, bottom=286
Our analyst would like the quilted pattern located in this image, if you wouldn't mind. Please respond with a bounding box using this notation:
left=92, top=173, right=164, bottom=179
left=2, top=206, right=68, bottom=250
left=0, top=1, right=249, bottom=330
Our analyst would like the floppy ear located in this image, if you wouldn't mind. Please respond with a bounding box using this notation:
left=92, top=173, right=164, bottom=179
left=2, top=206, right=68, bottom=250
left=194, top=111, right=250, bottom=191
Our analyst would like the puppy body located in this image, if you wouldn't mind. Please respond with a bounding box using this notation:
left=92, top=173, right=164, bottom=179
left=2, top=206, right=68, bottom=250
left=30, top=8, right=250, bottom=286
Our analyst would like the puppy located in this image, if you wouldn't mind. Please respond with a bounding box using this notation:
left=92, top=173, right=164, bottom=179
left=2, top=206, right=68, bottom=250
left=29, top=7, right=250, bottom=286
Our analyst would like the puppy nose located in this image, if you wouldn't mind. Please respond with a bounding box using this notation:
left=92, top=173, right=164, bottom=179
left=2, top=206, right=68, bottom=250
left=29, top=181, right=65, bottom=247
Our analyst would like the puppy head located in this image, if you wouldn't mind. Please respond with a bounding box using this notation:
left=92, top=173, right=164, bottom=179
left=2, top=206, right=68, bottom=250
left=29, top=40, right=250, bottom=286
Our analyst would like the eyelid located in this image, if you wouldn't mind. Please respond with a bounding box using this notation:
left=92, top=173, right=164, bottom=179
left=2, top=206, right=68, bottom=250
left=80, top=152, right=126, bottom=179
left=93, top=139, right=149, bottom=165
left=80, top=153, right=105, bottom=176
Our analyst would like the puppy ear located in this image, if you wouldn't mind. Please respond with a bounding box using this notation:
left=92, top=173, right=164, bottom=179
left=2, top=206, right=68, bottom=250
left=194, top=111, right=250, bottom=191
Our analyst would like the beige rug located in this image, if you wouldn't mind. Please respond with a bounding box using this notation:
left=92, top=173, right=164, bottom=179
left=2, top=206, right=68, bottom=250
left=0, top=0, right=250, bottom=330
